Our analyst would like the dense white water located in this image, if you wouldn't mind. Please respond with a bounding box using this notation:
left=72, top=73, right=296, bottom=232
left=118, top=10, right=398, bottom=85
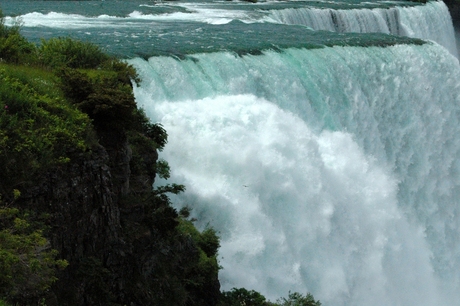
left=129, top=43, right=460, bottom=305
left=268, top=1, right=458, bottom=57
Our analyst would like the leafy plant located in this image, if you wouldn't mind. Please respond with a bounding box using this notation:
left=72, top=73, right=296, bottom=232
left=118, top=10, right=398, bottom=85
left=57, top=62, right=144, bottom=143
left=0, top=204, right=68, bottom=304
left=0, top=299, right=12, bottom=306
left=0, top=10, right=37, bottom=64
left=0, top=66, right=92, bottom=199
left=76, top=257, right=114, bottom=304
left=39, top=37, right=109, bottom=69
left=220, top=288, right=269, bottom=306
left=276, top=292, right=321, bottom=306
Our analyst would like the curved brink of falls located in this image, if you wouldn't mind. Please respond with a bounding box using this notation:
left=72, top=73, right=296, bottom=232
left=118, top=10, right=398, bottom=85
left=267, top=1, right=458, bottom=57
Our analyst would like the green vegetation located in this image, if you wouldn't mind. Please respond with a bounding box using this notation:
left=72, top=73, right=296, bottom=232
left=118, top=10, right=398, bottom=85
left=0, top=64, right=92, bottom=199
left=0, top=9, right=171, bottom=304
left=39, top=37, right=110, bottom=69
left=0, top=14, right=36, bottom=64
left=0, top=9, right=220, bottom=305
left=220, top=288, right=270, bottom=306
left=219, top=288, right=321, bottom=306
left=0, top=194, right=68, bottom=304
left=276, top=292, right=322, bottom=306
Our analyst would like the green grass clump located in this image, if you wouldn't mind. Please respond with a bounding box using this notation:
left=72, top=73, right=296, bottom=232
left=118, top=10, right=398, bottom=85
left=38, top=37, right=110, bottom=69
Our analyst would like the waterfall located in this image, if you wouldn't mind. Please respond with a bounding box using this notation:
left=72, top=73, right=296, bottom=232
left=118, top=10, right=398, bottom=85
left=267, top=1, right=458, bottom=57
left=3, top=0, right=460, bottom=304
left=129, top=42, right=460, bottom=305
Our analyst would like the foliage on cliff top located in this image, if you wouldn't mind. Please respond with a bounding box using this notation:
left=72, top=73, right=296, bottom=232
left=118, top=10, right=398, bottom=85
left=39, top=37, right=110, bottom=69
left=0, top=11, right=168, bottom=304
left=0, top=64, right=92, bottom=200
left=0, top=12, right=36, bottom=65
left=0, top=11, right=162, bottom=200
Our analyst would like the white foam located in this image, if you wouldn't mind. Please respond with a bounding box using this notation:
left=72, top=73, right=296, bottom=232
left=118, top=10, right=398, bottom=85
left=5, top=12, right=124, bottom=29
left=129, top=43, right=460, bottom=304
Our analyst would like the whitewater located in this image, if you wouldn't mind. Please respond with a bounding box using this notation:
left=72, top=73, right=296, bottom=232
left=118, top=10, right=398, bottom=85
left=132, top=43, right=460, bottom=306
left=4, top=0, right=460, bottom=305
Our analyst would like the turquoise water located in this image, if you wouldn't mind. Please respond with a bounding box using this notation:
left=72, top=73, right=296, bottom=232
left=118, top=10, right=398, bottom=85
left=3, top=1, right=460, bottom=305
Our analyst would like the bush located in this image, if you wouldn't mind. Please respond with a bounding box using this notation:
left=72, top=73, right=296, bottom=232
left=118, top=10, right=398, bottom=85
left=0, top=67, right=92, bottom=199
left=39, top=37, right=109, bottom=69
left=131, top=108, right=168, bottom=151
left=0, top=204, right=68, bottom=304
left=0, top=10, right=37, bottom=64
left=220, top=288, right=269, bottom=306
left=57, top=62, right=142, bottom=136
left=175, top=218, right=220, bottom=306
left=276, top=292, right=321, bottom=306
left=76, top=257, right=114, bottom=304
left=0, top=299, right=12, bottom=306
left=219, top=289, right=321, bottom=306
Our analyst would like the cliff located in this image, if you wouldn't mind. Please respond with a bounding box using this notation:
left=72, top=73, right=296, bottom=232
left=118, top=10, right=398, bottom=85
left=0, top=33, right=220, bottom=305
left=11, top=78, right=220, bottom=306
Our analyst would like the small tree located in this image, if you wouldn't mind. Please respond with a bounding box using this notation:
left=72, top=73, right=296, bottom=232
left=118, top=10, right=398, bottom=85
left=277, top=291, right=321, bottom=306
left=0, top=10, right=37, bottom=64
left=0, top=193, right=68, bottom=303
left=220, top=288, right=269, bottom=306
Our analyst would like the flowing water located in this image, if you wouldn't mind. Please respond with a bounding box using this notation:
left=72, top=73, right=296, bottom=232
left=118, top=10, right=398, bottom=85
left=3, top=0, right=460, bottom=305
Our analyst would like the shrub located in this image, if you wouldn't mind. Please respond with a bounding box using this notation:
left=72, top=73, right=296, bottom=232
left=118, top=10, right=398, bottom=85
left=76, top=257, right=114, bottom=304
left=131, top=108, right=168, bottom=151
left=276, top=292, right=321, bottom=306
left=220, top=288, right=269, bottom=306
left=0, top=205, right=68, bottom=304
left=39, top=37, right=109, bottom=69
left=0, top=299, right=12, bottom=306
left=57, top=64, right=140, bottom=135
left=219, top=289, right=321, bottom=306
left=176, top=218, right=221, bottom=306
left=198, top=227, right=220, bottom=258
left=0, top=67, right=92, bottom=198
left=0, top=10, right=37, bottom=64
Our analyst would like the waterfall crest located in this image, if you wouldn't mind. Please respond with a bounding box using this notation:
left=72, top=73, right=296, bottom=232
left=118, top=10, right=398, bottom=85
left=267, top=1, right=458, bottom=57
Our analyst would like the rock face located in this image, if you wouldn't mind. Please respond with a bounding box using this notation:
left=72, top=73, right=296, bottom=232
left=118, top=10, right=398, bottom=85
left=18, top=124, right=221, bottom=306
left=14, top=74, right=141, bottom=303
left=19, top=136, right=135, bottom=304
left=445, top=0, right=460, bottom=27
